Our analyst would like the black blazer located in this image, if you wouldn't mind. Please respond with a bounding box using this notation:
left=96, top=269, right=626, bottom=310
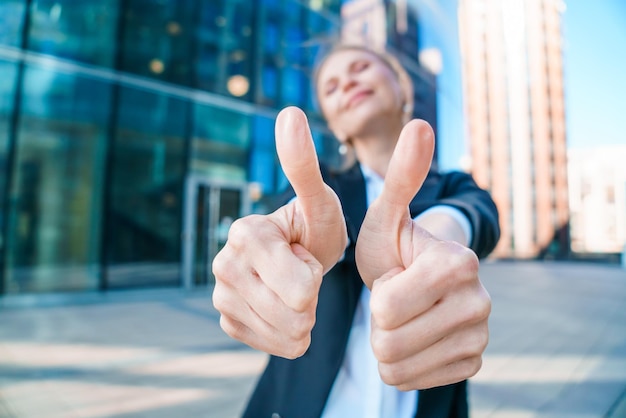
left=243, top=163, right=500, bottom=418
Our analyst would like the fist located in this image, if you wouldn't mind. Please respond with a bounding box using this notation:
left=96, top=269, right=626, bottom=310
left=212, top=107, right=347, bottom=359
left=356, top=120, right=491, bottom=389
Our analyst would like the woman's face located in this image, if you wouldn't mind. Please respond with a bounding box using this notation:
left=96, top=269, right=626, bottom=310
left=316, top=48, right=405, bottom=142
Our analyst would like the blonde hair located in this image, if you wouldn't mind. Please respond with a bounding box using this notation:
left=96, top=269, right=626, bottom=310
left=312, top=43, right=415, bottom=122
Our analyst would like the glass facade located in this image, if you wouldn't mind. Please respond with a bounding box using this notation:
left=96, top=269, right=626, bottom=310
left=6, top=67, right=111, bottom=292
left=0, top=0, right=343, bottom=294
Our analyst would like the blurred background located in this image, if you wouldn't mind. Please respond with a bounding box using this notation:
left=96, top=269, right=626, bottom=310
left=0, top=0, right=624, bottom=296
left=0, top=1, right=625, bottom=417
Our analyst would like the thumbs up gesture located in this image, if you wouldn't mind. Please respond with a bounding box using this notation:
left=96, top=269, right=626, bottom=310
left=212, top=107, right=347, bottom=359
left=356, top=120, right=491, bottom=390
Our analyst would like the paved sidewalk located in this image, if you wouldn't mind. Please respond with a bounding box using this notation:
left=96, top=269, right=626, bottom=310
left=0, top=261, right=625, bottom=418
left=471, top=261, right=626, bottom=418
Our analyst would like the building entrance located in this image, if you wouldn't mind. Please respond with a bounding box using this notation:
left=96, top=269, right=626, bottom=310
left=182, top=175, right=250, bottom=288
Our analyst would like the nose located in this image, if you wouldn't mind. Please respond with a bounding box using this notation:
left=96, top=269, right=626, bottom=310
left=341, top=75, right=358, bottom=93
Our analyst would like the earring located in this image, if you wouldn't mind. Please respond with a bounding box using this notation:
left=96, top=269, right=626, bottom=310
left=402, top=103, right=411, bottom=114
left=338, top=144, right=348, bottom=155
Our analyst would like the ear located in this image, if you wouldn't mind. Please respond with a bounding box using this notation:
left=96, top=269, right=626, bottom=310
left=401, top=103, right=413, bottom=124
left=401, top=92, right=414, bottom=124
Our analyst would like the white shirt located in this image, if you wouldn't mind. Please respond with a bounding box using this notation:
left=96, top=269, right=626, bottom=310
left=322, top=164, right=472, bottom=418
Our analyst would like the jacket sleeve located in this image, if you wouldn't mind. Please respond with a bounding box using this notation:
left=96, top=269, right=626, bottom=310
left=436, top=171, right=500, bottom=259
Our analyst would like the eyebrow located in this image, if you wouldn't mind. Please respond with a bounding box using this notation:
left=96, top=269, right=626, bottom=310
left=322, top=56, right=370, bottom=85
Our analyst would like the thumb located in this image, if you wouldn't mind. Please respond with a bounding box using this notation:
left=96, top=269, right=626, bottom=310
left=355, top=120, right=434, bottom=288
left=275, top=107, right=326, bottom=206
left=274, top=106, right=347, bottom=271
left=379, top=119, right=434, bottom=212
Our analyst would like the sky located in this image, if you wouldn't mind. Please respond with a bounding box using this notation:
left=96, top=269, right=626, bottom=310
left=562, top=1, right=626, bottom=150
left=411, top=0, right=626, bottom=170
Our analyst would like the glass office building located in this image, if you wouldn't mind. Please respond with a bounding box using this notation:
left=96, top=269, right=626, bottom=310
left=0, top=0, right=344, bottom=294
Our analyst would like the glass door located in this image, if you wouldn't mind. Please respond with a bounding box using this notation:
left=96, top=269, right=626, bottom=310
left=182, top=175, right=250, bottom=288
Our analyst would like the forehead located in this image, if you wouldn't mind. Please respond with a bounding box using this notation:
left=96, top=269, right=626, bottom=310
left=316, top=48, right=389, bottom=82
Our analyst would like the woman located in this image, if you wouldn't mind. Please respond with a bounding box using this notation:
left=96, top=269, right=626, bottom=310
left=212, top=44, right=500, bottom=418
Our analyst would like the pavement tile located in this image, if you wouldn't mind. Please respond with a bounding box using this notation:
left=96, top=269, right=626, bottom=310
left=0, top=261, right=624, bottom=417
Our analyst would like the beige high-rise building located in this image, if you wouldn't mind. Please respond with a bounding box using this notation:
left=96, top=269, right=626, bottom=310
left=459, top=0, right=569, bottom=259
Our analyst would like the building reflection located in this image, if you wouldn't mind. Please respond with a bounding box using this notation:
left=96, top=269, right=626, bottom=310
left=0, top=0, right=443, bottom=295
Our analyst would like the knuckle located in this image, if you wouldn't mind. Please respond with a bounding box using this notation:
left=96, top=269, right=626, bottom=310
left=378, top=362, right=404, bottom=387
left=370, top=291, right=398, bottom=330
left=211, top=283, right=230, bottom=314
left=461, top=289, right=491, bottom=326
left=282, top=335, right=311, bottom=360
left=227, top=216, right=260, bottom=245
left=226, top=218, right=246, bottom=242
left=308, top=261, right=324, bottom=283
left=219, top=315, right=245, bottom=341
left=458, top=323, right=489, bottom=360
left=460, top=247, right=480, bottom=273
left=429, top=243, right=479, bottom=285
left=476, top=338, right=489, bottom=358
left=211, top=248, right=241, bottom=287
left=370, top=330, right=397, bottom=363
left=462, top=356, right=483, bottom=379
left=285, top=274, right=321, bottom=313
left=286, top=289, right=314, bottom=313
left=211, top=251, right=228, bottom=279
left=288, top=311, right=316, bottom=340
left=475, top=323, right=490, bottom=354
left=395, top=382, right=415, bottom=392
left=451, top=248, right=480, bottom=284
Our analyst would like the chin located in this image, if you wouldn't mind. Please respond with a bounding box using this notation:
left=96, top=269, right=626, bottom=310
left=348, top=105, right=399, bottom=132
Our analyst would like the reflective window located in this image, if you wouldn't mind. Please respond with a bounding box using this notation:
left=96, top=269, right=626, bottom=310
left=4, top=66, right=111, bottom=293
left=283, top=67, right=307, bottom=106
left=255, top=1, right=331, bottom=111
left=195, top=0, right=254, bottom=99
left=120, top=0, right=195, bottom=85
left=0, top=0, right=26, bottom=47
left=285, top=27, right=304, bottom=62
left=261, top=66, right=278, bottom=104
left=191, top=102, right=249, bottom=181
left=250, top=115, right=277, bottom=197
left=0, top=0, right=347, bottom=295
left=106, top=86, right=187, bottom=288
left=0, top=60, right=18, bottom=263
left=264, top=23, right=279, bottom=55
left=28, top=0, right=119, bottom=67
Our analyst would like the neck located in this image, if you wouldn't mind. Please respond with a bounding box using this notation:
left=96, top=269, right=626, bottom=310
left=352, top=122, right=404, bottom=177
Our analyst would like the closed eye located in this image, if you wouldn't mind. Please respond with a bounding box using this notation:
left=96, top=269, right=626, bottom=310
left=324, top=79, right=338, bottom=96
left=351, top=60, right=369, bottom=73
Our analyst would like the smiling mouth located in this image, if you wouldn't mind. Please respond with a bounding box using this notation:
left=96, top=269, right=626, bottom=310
left=345, top=90, right=373, bottom=110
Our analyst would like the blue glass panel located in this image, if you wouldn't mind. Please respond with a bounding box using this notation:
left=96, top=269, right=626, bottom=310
left=106, top=86, right=187, bottom=288
left=250, top=115, right=276, bottom=195
left=28, top=0, right=119, bottom=67
left=0, top=0, right=26, bottom=47
left=194, top=0, right=254, bottom=99
left=190, top=102, right=249, bottom=181
left=282, top=66, right=303, bottom=105
left=5, top=66, right=112, bottom=293
left=262, top=65, right=278, bottom=102
left=0, top=60, right=18, bottom=272
left=120, top=0, right=196, bottom=85
left=264, top=24, right=279, bottom=54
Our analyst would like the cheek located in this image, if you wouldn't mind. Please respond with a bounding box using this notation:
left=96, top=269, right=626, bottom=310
left=319, top=99, right=339, bottom=124
left=319, top=94, right=338, bottom=113
left=373, top=71, right=404, bottom=106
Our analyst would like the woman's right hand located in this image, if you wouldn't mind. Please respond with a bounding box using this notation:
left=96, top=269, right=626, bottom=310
left=212, top=107, right=347, bottom=359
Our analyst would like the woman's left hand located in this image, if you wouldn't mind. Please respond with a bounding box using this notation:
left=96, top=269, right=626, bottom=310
left=355, top=120, right=491, bottom=390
